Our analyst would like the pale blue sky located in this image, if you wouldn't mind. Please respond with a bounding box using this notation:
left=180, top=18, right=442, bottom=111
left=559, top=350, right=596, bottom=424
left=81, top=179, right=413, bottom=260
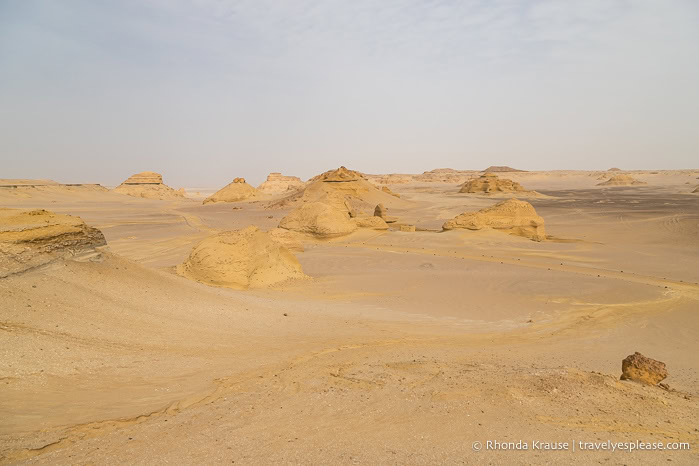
left=1, top=0, right=698, bottom=187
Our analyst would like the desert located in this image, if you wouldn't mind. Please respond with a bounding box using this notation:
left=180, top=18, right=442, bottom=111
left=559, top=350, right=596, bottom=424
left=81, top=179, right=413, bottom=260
left=2, top=2, right=699, bottom=464
left=1, top=166, right=699, bottom=465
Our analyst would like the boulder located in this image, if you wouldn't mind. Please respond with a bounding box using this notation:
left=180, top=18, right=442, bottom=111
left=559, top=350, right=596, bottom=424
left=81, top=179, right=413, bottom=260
left=620, top=352, right=668, bottom=385
left=374, top=204, right=387, bottom=218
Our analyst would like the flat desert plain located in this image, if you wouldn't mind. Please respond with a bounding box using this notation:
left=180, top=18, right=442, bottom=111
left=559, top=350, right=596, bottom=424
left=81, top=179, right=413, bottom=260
left=1, top=169, right=698, bottom=465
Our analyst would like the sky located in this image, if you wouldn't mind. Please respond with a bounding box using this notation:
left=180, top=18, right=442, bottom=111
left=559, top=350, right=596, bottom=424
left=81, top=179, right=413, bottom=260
left=1, top=0, right=698, bottom=187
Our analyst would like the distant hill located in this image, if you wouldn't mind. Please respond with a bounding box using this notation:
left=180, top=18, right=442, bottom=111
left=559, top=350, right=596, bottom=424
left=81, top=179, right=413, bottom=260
left=483, top=166, right=526, bottom=173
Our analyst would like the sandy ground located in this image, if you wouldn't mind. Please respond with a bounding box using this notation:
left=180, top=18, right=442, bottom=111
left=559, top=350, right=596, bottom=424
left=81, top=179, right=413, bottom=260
left=1, top=170, right=698, bottom=465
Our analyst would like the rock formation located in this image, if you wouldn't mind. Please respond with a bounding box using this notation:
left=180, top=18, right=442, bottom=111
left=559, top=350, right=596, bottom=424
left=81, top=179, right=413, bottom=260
left=271, top=167, right=405, bottom=213
left=608, top=167, right=622, bottom=172
left=176, top=226, right=306, bottom=290
left=257, top=173, right=305, bottom=194
left=415, top=168, right=471, bottom=184
left=374, top=204, right=387, bottom=218
left=120, top=172, right=163, bottom=184
left=442, top=198, right=546, bottom=241
left=0, top=208, right=106, bottom=277
left=268, top=228, right=306, bottom=252
left=354, top=216, right=389, bottom=230
left=459, top=173, right=531, bottom=195
left=278, top=202, right=357, bottom=239
left=597, top=175, right=647, bottom=186
left=693, top=186, right=699, bottom=193
left=113, top=172, right=185, bottom=200
left=620, top=352, right=668, bottom=386
left=373, top=203, right=397, bottom=223
left=203, top=178, right=259, bottom=204
left=400, top=225, right=416, bottom=232
left=381, top=186, right=400, bottom=198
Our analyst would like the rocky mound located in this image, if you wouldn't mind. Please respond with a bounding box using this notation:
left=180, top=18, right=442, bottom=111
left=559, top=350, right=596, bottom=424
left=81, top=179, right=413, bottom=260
left=459, top=173, right=531, bottom=195
left=278, top=202, right=357, bottom=239
left=597, top=175, right=647, bottom=186
left=272, top=167, right=405, bottom=212
left=120, top=172, right=163, bottom=184
left=415, top=169, right=471, bottom=184
left=113, top=172, right=185, bottom=200
left=442, top=198, right=546, bottom=241
left=203, top=178, right=259, bottom=204
left=608, top=167, right=622, bottom=172
left=176, top=226, right=306, bottom=289
left=381, top=186, right=400, bottom=198
left=483, top=166, right=525, bottom=173
left=257, top=173, right=305, bottom=194
left=354, top=216, right=389, bottom=230
left=0, top=208, right=106, bottom=277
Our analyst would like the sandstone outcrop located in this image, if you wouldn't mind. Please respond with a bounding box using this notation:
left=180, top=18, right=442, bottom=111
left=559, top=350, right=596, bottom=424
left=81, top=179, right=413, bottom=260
left=0, top=208, right=106, bottom=277
left=459, top=173, right=531, bottom=195
left=373, top=203, right=397, bottom=223
left=272, top=167, right=405, bottom=213
left=204, top=178, right=259, bottom=204
left=278, top=202, right=357, bottom=239
left=597, top=175, right=647, bottom=186
left=354, top=216, right=389, bottom=230
left=442, top=198, right=546, bottom=241
left=113, top=172, right=185, bottom=200
left=620, top=352, right=668, bottom=386
left=381, top=186, right=400, bottom=198
left=176, top=226, right=306, bottom=289
left=257, top=173, right=305, bottom=194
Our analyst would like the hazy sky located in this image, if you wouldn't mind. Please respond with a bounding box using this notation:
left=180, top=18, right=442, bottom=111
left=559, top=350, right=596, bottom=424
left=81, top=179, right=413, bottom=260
left=1, top=0, right=698, bottom=187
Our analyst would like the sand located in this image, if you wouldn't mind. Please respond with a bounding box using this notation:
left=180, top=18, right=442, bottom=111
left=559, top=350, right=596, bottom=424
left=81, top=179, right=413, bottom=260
left=1, top=168, right=698, bottom=465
